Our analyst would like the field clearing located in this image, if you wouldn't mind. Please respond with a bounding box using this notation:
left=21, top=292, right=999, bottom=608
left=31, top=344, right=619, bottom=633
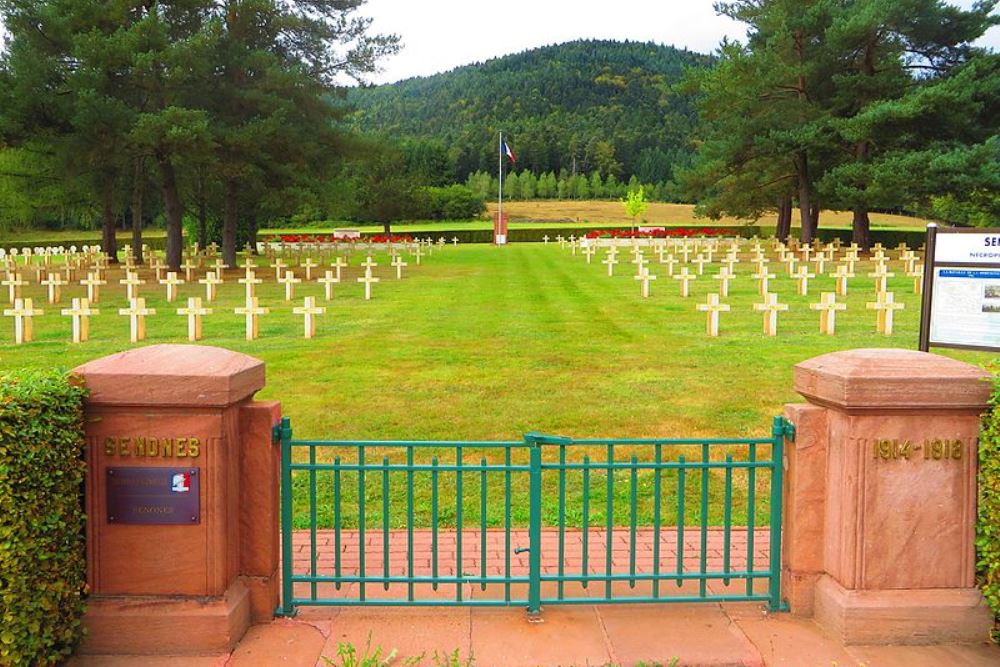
left=0, top=243, right=986, bottom=526
left=0, top=201, right=933, bottom=244
left=487, top=201, right=932, bottom=230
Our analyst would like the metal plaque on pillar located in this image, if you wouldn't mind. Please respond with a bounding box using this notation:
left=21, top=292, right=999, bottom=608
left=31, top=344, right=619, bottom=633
left=107, top=467, right=200, bottom=525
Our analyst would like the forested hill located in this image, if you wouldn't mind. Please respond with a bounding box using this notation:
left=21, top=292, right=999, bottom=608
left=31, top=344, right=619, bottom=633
left=345, top=40, right=712, bottom=184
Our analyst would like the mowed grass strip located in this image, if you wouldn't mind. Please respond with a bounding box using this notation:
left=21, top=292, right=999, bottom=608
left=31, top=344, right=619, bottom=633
left=0, top=244, right=989, bottom=527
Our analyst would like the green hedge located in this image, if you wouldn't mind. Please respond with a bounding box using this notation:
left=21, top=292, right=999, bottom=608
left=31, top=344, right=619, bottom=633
left=358, top=225, right=766, bottom=244
left=353, top=225, right=924, bottom=246
left=980, top=380, right=1000, bottom=641
left=3, top=237, right=168, bottom=253
left=0, top=370, right=88, bottom=666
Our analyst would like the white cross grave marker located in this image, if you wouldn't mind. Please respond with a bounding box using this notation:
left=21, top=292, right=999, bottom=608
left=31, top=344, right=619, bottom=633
left=177, top=297, right=212, bottom=341
left=61, top=297, right=99, bottom=343
left=293, top=296, right=326, bottom=339
left=696, top=293, right=730, bottom=337
left=810, top=292, right=847, bottom=335
left=119, top=297, right=156, bottom=343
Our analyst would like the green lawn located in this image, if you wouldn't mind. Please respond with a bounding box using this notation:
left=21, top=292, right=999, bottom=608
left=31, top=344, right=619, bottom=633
left=1, top=243, right=988, bottom=527
left=3, top=243, right=984, bottom=438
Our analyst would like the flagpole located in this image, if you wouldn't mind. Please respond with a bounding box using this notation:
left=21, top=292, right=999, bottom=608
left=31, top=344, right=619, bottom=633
left=498, top=130, right=503, bottom=244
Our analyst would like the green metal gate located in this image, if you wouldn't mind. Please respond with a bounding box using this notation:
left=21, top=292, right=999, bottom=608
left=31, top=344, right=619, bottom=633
left=276, top=417, right=792, bottom=616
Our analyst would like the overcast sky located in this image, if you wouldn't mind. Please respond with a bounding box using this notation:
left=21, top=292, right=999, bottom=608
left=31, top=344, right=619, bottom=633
left=0, top=0, right=997, bottom=85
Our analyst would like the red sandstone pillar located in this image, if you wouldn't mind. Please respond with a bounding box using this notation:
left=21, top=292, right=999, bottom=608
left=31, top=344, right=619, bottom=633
left=783, top=348, right=993, bottom=644
left=74, top=345, right=281, bottom=655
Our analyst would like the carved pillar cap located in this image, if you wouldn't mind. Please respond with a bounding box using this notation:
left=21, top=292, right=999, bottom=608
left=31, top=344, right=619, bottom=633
left=74, top=344, right=264, bottom=408
left=794, top=348, right=991, bottom=413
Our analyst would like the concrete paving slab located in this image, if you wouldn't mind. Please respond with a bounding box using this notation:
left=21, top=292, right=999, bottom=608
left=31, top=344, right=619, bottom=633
left=596, top=602, right=763, bottom=667
left=470, top=606, right=612, bottom=667
left=320, top=607, right=471, bottom=665
left=228, top=619, right=327, bottom=666
left=734, top=615, right=857, bottom=667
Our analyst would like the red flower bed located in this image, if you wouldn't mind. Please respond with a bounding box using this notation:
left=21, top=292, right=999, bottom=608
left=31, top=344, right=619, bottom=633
left=584, top=227, right=734, bottom=239
left=265, top=234, right=415, bottom=244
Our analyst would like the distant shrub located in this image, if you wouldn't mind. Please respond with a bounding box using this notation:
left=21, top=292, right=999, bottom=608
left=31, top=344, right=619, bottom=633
left=0, top=370, right=88, bottom=666
left=418, top=185, right=487, bottom=221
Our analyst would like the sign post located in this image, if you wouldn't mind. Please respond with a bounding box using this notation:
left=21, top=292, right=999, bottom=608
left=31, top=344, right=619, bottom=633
left=919, top=223, right=1000, bottom=352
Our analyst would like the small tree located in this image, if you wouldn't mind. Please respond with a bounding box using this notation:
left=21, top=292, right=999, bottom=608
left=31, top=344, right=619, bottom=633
left=623, top=186, right=648, bottom=230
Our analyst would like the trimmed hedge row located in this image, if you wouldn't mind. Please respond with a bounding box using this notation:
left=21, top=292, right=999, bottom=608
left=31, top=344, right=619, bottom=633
left=355, top=225, right=926, bottom=246
left=3, top=237, right=168, bottom=253
left=0, top=370, right=88, bottom=666
left=8, top=225, right=928, bottom=251
left=980, top=380, right=1000, bottom=641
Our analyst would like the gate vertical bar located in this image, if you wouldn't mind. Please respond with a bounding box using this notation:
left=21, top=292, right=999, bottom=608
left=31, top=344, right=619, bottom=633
left=277, top=417, right=296, bottom=616
left=768, top=416, right=789, bottom=611
left=526, top=435, right=543, bottom=617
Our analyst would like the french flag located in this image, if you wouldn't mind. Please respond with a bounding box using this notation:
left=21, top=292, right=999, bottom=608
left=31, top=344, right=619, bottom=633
left=502, top=139, right=516, bottom=163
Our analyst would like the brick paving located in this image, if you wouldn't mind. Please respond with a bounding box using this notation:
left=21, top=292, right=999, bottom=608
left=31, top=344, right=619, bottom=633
left=289, top=527, right=772, bottom=601
left=71, top=526, right=1000, bottom=666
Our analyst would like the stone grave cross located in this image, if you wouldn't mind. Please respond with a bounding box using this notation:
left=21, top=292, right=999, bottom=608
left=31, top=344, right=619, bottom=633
left=867, top=291, right=905, bottom=335
left=358, top=268, right=380, bottom=300
left=293, top=296, right=326, bottom=339
left=199, top=271, right=224, bottom=302
left=279, top=270, right=302, bottom=301
left=634, top=266, right=656, bottom=298
left=120, top=271, right=145, bottom=301
left=41, top=272, right=68, bottom=304
left=235, top=297, right=269, bottom=341
left=674, top=267, right=696, bottom=297
left=696, top=293, right=730, bottom=337
left=177, top=296, right=212, bottom=342
left=80, top=272, right=107, bottom=303
left=753, top=292, right=789, bottom=336
left=810, top=292, right=847, bottom=335
left=3, top=297, right=43, bottom=344
left=118, top=297, right=156, bottom=343
left=159, top=271, right=185, bottom=302
left=61, top=297, right=99, bottom=343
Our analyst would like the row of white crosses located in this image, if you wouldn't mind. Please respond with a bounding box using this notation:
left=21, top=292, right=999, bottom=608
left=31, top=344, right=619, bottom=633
left=1, top=242, right=427, bottom=343
left=690, top=289, right=906, bottom=337
left=1, top=247, right=419, bottom=309
left=568, top=236, right=915, bottom=337
left=4, top=292, right=332, bottom=344
left=581, top=236, right=923, bottom=297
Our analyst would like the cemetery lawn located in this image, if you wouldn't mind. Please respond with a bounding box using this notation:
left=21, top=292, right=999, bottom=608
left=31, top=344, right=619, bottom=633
left=1, top=243, right=990, bottom=527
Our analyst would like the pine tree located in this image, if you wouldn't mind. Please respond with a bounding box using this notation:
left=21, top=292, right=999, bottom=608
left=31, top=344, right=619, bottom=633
left=520, top=171, right=537, bottom=199
left=590, top=171, right=605, bottom=198
left=503, top=171, right=520, bottom=200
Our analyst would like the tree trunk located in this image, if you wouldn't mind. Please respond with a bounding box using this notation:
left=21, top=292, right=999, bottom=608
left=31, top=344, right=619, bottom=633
left=223, top=179, right=239, bottom=267
left=158, top=155, right=184, bottom=270
left=852, top=206, right=871, bottom=250
left=851, top=140, right=872, bottom=251
left=197, top=175, right=208, bottom=250
left=810, top=202, right=820, bottom=235
left=776, top=195, right=792, bottom=241
left=383, top=221, right=391, bottom=235
left=101, top=179, right=118, bottom=264
left=796, top=151, right=815, bottom=244
left=131, top=158, right=144, bottom=264
left=247, top=210, right=258, bottom=254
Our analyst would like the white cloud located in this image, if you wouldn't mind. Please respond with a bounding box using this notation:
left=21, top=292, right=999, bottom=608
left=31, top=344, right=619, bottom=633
left=1, top=0, right=997, bottom=81
left=358, top=0, right=748, bottom=84
left=359, top=0, right=1000, bottom=84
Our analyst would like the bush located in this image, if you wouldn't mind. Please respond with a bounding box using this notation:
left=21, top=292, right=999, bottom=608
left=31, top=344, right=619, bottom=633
left=980, top=378, right=1000, bottom=641
left=419, top=185, right=486, bottom=221
left=0, top=370, right=88, bottom=666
